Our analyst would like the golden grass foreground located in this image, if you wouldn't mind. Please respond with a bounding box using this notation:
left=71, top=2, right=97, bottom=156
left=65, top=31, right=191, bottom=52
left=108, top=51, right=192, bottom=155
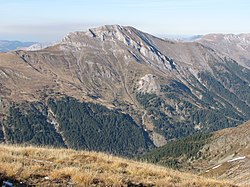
left=0, top=144, right=237, bottom=187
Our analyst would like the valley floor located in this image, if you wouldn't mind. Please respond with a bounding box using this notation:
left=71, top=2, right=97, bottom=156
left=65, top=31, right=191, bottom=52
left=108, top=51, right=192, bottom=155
left=0, top=144, right=238, bottom=187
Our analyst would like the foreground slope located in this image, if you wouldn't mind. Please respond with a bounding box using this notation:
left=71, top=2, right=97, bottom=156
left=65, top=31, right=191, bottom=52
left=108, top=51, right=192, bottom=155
left=141, top=120, right=250, bottom=186
left=0, top=144, right=237, bottom=187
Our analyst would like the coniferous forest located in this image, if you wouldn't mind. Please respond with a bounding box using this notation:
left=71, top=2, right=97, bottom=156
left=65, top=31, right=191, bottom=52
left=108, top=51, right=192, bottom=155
left=3, top=97, right=153, bottom=156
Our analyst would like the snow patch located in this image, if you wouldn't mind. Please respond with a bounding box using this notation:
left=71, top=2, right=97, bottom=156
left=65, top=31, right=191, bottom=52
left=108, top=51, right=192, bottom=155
left=205, top=164, right=222, bottom=172
left=212, top=164, right=222, bottom=170
left=227, top=156, right=246, bottom=162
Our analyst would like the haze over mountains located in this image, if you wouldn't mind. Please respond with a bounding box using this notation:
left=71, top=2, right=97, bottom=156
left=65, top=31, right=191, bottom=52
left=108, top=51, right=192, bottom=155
left=0, top=24, right=250, bottom=185
left=0, top=40, right=36, bottom=52
left=0, top=40, right=55, bottom=52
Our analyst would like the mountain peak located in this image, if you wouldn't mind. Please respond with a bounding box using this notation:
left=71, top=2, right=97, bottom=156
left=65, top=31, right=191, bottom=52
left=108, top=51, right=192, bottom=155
left=61, top=24, right=151, bottom=46
left=61, top=24, right=136, bottom=49
left=60, top=25, right=176, bottom=70
left=87, top=24, right=131, bottom=41
left=88, top=24, right=125, bottom=34
left=62, top=25, right=130, bottom=42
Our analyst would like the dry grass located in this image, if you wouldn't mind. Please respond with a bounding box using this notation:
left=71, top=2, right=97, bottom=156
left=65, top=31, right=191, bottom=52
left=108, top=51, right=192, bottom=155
left=0, top=144, right=237, bottom=187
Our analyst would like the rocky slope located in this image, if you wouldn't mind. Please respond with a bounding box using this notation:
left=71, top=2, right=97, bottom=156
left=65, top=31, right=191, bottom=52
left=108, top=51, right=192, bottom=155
left=0, top=25, right=250, bottom=153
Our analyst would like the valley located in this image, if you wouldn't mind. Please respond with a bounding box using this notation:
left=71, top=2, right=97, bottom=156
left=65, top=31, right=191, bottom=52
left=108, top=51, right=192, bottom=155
left=0, top=25, right=250, bottom=186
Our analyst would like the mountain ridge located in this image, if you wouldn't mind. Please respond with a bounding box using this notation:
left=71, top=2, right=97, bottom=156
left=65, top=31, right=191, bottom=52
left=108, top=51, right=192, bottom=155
left=0, top=24, right=250, bottom=152
left=196, top=33, right=250, bottom=68
left=0, top=40, right=36, bottom=52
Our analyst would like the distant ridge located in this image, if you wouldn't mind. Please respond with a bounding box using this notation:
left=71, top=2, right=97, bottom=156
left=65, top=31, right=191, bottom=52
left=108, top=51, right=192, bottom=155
left=197, top=33, right=250, bottom=68
left=0, top=40, right=36, bottom=52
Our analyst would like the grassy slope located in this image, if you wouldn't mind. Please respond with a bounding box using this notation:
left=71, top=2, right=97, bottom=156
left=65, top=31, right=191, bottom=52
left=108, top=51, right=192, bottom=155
left=0, top=144, right=237, bottom=187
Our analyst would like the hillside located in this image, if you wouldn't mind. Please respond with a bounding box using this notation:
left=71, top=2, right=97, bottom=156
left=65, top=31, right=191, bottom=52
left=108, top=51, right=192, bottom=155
left=196, top=120, right=250, bottom=185
left=0, top=144, right=238, bottom=187
left=1, top=96, right=153, bottom=156
left=0, top=25, right=250, bottom=155
left=141, top=120, right=250, bottom=186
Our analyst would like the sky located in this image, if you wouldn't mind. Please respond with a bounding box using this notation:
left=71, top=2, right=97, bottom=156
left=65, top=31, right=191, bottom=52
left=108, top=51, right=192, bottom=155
left=0, top=0, right=250, bottom=42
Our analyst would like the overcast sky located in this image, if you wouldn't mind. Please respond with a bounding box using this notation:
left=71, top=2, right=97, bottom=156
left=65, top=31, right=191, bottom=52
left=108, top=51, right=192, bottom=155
left=0, top=0, right=250, bottom=42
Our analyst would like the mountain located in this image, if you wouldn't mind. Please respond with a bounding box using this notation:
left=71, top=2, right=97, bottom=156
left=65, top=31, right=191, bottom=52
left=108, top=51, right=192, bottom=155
left=0, top=25, right=250, bottom=155
left=141, top=120, right=250, bottom=186
left=197, top=33, right=250, bottom=68
left=0, top=144, right=237, bottom=187
left=0, top=40, right=35, bottom=52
